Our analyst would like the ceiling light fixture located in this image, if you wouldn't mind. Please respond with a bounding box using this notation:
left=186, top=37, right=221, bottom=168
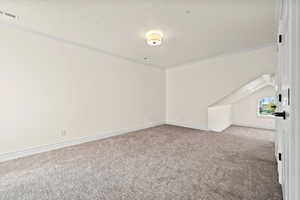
left=146, top=30, right=163, bottom=46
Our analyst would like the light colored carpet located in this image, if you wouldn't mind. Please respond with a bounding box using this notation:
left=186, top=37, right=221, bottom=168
left=0, top=125, right=282, bottom=200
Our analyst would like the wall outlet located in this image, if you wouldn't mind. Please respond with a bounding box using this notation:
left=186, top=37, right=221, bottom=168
left=61, top=130, right=67, bottom=137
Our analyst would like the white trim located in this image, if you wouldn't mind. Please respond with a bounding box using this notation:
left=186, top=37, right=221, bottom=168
left=295, top=1, right=300, bottom=199
left=0, top=121, right=164, bottom=163
left=232, top=123, right=275, bottom=130
left=290, top=0, right=300, bottom=199
left=166, top=121, right=208, bottom=131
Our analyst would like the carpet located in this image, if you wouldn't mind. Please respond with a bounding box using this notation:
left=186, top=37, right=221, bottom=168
left=0, top=125, right=282, bottom=200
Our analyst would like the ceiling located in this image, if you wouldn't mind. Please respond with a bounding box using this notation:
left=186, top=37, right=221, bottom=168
left=0, top=0, right=276, bottom=69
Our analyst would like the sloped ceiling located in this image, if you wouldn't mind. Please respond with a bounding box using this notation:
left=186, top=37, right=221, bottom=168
left=211, top=74, right=275, bottom=107
left=0, top=0, right=276, bottom=69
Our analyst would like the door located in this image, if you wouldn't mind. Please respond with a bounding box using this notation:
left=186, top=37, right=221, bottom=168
left=275, top=0, right=292, bottom=199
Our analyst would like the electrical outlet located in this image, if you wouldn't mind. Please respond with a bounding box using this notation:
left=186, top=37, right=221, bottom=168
left=61, top=130, right=67, bottom=137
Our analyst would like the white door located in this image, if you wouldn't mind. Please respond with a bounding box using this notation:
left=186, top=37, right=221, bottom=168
left=277, top=1, right=300, bottom=200
left=275, top=0, right=293, bottom=199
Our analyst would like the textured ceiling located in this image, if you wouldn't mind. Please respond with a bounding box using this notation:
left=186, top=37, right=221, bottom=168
left=0, top=0, right=276, bottom=69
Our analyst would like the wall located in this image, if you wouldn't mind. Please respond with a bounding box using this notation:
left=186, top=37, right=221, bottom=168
left=208, top=105, right=232, bottom=132
left=232, top=86, right=275, bottom=129
left=166, top=46, right=276, bottom=130
left=0, top=26, right=165, bottom=155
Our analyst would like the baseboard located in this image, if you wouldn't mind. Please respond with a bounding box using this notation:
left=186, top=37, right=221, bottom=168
left=166, top=121, right=208, bottom=131
left=208, top=125, right=231, bottom=133
left=0, top=121, right=164, bottom=163
left=232, top=123, right=275, bottom=130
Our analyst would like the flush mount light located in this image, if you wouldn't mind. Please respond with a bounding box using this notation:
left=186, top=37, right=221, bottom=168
left=146, top=30, right=163, bottom=46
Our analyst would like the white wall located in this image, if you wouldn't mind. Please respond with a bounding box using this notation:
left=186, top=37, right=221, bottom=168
left=0, top=27, right=165, bottom=155
left=232, top=86, right=275, bottom=130
left=166, top=46, right=276, bottom=130
left=208, top=105, right=232, bottom=132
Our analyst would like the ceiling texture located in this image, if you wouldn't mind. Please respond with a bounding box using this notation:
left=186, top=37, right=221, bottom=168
left=0, top=0, right=276, bottom=69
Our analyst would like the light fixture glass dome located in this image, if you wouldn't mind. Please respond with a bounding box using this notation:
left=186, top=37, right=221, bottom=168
left=146, top=30, right=163, bottom=46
